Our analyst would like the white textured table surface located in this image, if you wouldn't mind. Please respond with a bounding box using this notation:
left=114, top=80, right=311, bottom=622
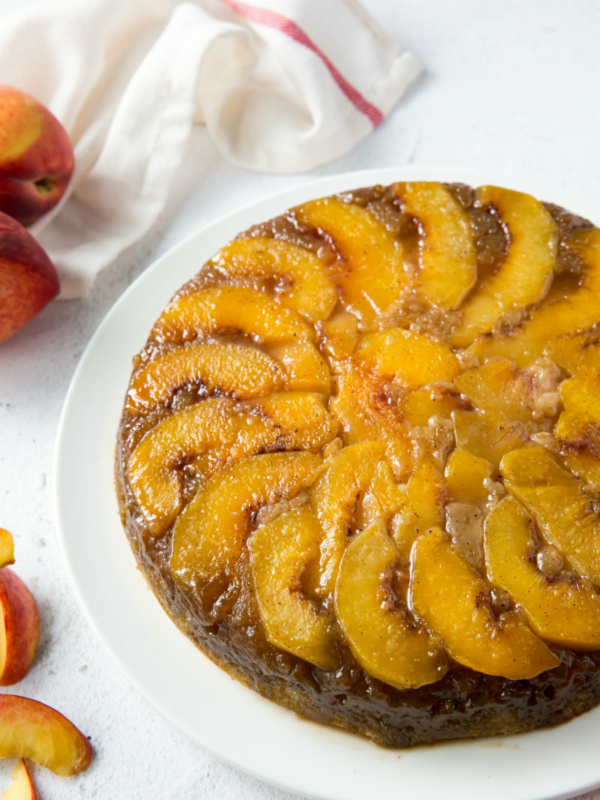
left=2, top=1, right=600, bottom=798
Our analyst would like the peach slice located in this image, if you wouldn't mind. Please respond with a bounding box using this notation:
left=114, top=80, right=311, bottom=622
left=392, top=458, right=445, bottom=562
left=546, top=329, right=600, bottom=375
left=410, top=527, right=559, bottom=679
left=294, top=197, right=406, bottom=327
left=471, top=229, right=600, bottom=366
left=309, top=442, right=385, bottom=596
left=399, top=385, right=464, bottom=427
left=445, top=448, right=494, bottom=505
left=3, top=759, right=37, bottom=799
left=555, top=410, right=600, bottom=489
left=319, top=311, right=359, bottom=362
left=452, top=409, right=529, bottom=467
left=171, top=452, right=322, bottom=598
left=450, top=186, right=557, bottom=347
left=0, top=695, right=92, bottom=776
left=266, top=340, right=331, bottom=394
left=151, top=285, right=314, bottom=345
left=0, top=568, right=39, bottom=686
left=128, top=393, right=338, bottom=535
left=358, top=459, right=406, bottom=525
left=485, top=495, right=600, bottom=649
left=356, top=329, right=460, bottom=390
left=335, top=520, right=448, bottom=689
left=395, top=181, right=477, bottom=308
left=0, top=528, right=15, bottom=568
left=249, top=505, right=338, bottom=669
left=501, top=446, right=600, bottom=586
left=126, top=342, right=285, bottom=414
left=211, top=237, right=337, bottom=322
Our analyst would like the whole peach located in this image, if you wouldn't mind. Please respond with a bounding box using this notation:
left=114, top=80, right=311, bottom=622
left=0, top=211, right=59, bottom=344
left=0, top=85, right=74, bottom=226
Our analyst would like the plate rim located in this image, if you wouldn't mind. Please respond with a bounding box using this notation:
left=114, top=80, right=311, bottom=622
left=55, top=165, right=600, bottom=800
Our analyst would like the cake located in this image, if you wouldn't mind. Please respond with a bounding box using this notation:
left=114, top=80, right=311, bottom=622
left=115, top=180, right=600, bottom=748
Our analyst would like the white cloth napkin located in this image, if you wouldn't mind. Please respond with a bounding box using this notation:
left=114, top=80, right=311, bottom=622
left=0, top=0, right=420, bottom=299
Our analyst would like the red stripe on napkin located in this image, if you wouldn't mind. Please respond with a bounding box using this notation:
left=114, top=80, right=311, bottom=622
left=220, top=0, right=384, bottom=127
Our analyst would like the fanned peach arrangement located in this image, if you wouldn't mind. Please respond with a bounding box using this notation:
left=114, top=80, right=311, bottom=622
left=116, top=181, right=600, bottom=747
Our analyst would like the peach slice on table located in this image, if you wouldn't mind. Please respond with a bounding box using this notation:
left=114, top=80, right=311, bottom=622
left=294, top=197, right=406, bottom=327
left=0, top=528, right=15, bottom=568
left=151, top=285, right=314, bottom=345
left=3, top=759, right=37, bottom=799
left=128, top=392, right=339, bottom=535
left=485, top=495, right=600, bottom=649
left=210, top=237, right=338, bottom=322
left=410, top=527, right=559, bottom=679
left=452, top=409, right=529, bottom=468
left=355, top=328, right=460, bottom=391
left=395, top=181, right=477, bottom=309
left=249, top=505, right=338, bottom=669
left=0, top=696, right=92, bottom=776
left=0, top=568, right=39, bottom=686
left=335, top=520, right=448, bottom=689
left=470, top=229, right=600, bottom=366
left=308, top=442, right=385, bottom=597
left=450, top=186, right=558, bottom=347
left=171, top=452, right=322, bottom=600
left=501, top=446, right=600, bottom=586
left=126, top=341, right=285, bottom=414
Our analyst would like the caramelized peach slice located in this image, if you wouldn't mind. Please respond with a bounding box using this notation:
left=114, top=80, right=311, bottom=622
left=0, top=695, right=92, bottom=776
left=249, top=505, right=338, bottom=669
left=445, top=448, right=494, bottom=504
left=211, top=237, right=337, bottom=322
left=319, top=311, right=359, bottom=362
left=555, top=410, right=600, bottom=489
left=171, top=452, right=322, bottom=597
left=411, top=527, right=558, bottom=679
left=471, top=230, right=600, bottom=366
left=4, top=759, right=37, bottom=799
left=450, top=186, right=557, bottom=347
left=359, top=459, right=406, bottom=525
left=502, top=446, right=600, bottom=585
left=294, top=197, right=406, bottom=327
left=335, top=521, right=448, bottom=689
left=560, top=367, right=600, bottom=424
left=392, top=458, right=445, bottom=561
left=0, top=568, right=39, bottom=686
left=266, top=340, right=331, bottom=393
left=331, top=366, right=411, bottom=478
left=452, top=409, right=529, bottom=467
left=356, top=329, right=460, bottom=390
left=309, top=442, right=385, bottom=596
left=151, top=286, right=314, bottom=345
left=129, top=393, right=338, bottom=535
left=0, top=527, right=15, bottom=567
left=395, top=181, right=477, bottom=308
left=546, top=329, right=600, bottom=375
left=485, top=495, right=600, bottom=649
left=126, top=342, right=285, bottom=413
left=400, top=385, right=464, bottom=427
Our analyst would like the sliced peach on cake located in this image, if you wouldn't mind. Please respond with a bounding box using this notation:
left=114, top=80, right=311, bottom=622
left=171, top=452, right=322, bottom=600
left=249, top=505, right=338, bottom=669
left=359, top=459, right=406, bottom=525
left=445, top=448, right=494, bottom=505
left=485, top=495, right=600, bottom=649
left=0, top=527, right=15, bottom=567
left=294, top=197, right=406, bottom=327
left=410, top=527, right=558, bottom=679
left=355, top=329, right=460, bottom=390
left=126, top=342, right=285, bottom=413
left=450, top=186, right=558, bottom=347
left=501, top=446, right=600, bottom=585
left=395, top=181, right=477, bottom=308
left=265, top=340, right=331, bottom=394
left=151, top=285, right=314, bottom=345
left=471, top=229, right=600, bottom=366
left=319, top=311, right=359, bottom=362
left=128, top=393, right=338, bottom=535
left=400, top=385, right=465, bottom=427
left=211, top=237, right=337, bottom=322
left=546, top=329, right=600, bottom=375
left=452, top=409, right=529, bottom=467
left=308, top=442, right=385, bottom=597
left=392, top=458, right=445, bottom=562
left=555, top=410, right=600, bottom=489
left=335, top=520, right=448, bottom=689
left=0, top=696, right=92, bottom=775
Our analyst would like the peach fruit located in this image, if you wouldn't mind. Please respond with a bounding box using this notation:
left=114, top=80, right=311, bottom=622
left=0, top=568, right=39, bottom=686
left=3, top=759, right=37, bottom=800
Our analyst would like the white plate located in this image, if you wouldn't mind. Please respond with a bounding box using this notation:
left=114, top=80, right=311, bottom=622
left=55, top=167, right=600, bottom=800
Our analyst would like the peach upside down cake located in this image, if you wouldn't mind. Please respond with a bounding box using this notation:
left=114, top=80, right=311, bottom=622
left=116, top=181, right=600, bottom=747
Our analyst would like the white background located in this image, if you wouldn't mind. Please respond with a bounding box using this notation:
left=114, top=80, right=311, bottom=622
left=1, top=0, right=600, bottom=798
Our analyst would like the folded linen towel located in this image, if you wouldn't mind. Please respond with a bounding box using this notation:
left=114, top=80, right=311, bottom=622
left=0, top=0, right=420, bottom=298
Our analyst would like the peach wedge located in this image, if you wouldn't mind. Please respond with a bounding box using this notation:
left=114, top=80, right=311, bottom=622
left=485, top=495, right=600, bottom=649
left=335, top=520, right=448, bottom=689
left=0, top=568, right=39, bottom=686
left=0, top=695, right=92, bottom=776
left=0, top=527, right=15, bottom=567
left=4, top=759, right=37, bottom=799
left=249, top=505, right=338, bottom=669
left=395, top=181, right=477, bottom=309
left=450, top=186, right=557, bottom=347
left=411, top=527, right=558, bottom=679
